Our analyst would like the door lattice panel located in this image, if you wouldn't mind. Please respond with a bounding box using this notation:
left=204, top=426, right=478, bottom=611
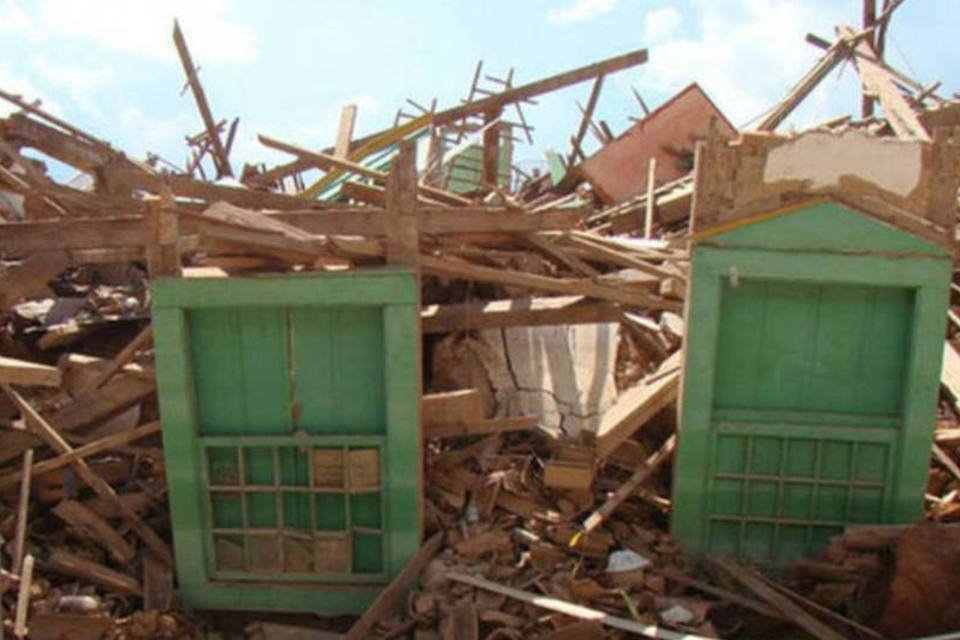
left=204, top=440, right=385, bottom=581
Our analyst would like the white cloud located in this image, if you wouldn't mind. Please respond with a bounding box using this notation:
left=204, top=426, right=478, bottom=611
left=0, top=0, right=256, bottom=63
left=33, top=56, right=113, bottom=118
left=644, top=6, right=683, bottom=44
left=626, top=0, right=855, bottom=129
left=548, top=0, right=619, bottom=24
left=0, top=61, right=62, bottom=117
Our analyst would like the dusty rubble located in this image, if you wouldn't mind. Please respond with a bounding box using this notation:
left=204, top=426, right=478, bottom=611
left=0, top=3, right=958, bottom=640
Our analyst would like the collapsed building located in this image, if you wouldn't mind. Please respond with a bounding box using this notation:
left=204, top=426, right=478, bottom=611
left=0, top=5, right=959, bottom=640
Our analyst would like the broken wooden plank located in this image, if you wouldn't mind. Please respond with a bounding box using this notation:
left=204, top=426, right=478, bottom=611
left=422, top=389, right=484, bottom=426
left=591, top=351, right=681, bottom=459
left=434, top=49, right=647, bottom=127
left=840, top=24, right=931, bottom=141
left=657, top=567, right=785, bottom=620
left=53, top=499, right=136, bottom=565
left=421, top=296, right=622, bottom=333
left=13, top=554, right=33, bottom=639
left=567, top=75, right=604, bottom=166
left=172, top=20, right=232, bottom=177
left=933, top=443, right=960, bottom=483
left=942, top=341, right=960, bottom=414
left=45, top=549, right=141, bottom=596
left=0, top=356, right=62, bottom=388
left=12, top=450, right=32, bottom=574
left=75, top=326, right=152, bottom=396
left=756, top=33, right=855, bottom=131
left=581, top=434, right=676, bottom=534
left=446, top=571, right=712, bottom=640
left=2, top=386, right=172, bottom=564
left=419, top=254, right=682, bottom=311
left=343, top=532, right=443, bottom=640
left=705, top=555, right=847, bottom=640
left=334, top=103, right=358, bottom=159
left=258, top=134, right=473, bottom=206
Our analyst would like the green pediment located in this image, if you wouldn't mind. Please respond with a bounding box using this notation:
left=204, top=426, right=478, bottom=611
left=701, top=201, right=949, bottom=257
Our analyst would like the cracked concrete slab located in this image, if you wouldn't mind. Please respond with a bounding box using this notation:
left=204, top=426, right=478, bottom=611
left=431, top=323, right=619, bottom=437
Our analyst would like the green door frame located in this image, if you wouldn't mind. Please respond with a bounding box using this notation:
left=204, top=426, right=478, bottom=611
left=152, top=269, right=421, bottom=612
left=672, top=245, right=950, bottom=560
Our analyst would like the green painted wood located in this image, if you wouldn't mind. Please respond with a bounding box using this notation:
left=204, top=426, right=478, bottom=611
left=672, top=202, right=950, bottom=563
left=151, top=269, right=418, bottom=310
left=152, top=269, right=420, bottom=613
left=704, top=201, right=949, bottom=257
left=291, top=307, right=384, bottom=435
left=713, top=279, right=912, bottom=417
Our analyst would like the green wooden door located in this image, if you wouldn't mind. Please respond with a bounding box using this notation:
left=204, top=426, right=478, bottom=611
left=191, top=306, right=389, bottom=579
left=706, top=279, right=910, bottom=561
left=671, top=202, right=951, bottom=563
left=152, top=270, right=420, bottom=612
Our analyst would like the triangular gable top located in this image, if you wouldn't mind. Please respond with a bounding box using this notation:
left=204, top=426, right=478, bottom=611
left=693, top=199, right=950, bottom=258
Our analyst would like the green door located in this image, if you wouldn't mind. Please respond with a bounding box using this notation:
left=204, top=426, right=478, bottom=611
left=152, top=270, right=420, bottom=612
left=192, top=306, right=389, bottom=579
left=672, top=202, right=951, bottom=563
left=706, top=279, right=911, bottom=561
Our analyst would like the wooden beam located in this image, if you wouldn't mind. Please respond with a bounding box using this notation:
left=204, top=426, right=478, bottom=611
left=53, top=499, right=136, bottom=564
left=45, top=549, right=141, bottom=596
left=1, top=386, right=172, bottom=565
left=172, top=20, right=232, bottom=178
left=862, top=0, right=877, bottom=118
left=74, top=325, right=152, bottom=395
left=581, top=434, right=676, bottom=534
left=419, top=254, right=682, bottom=311
left=446, top=571, right=713, bottom=640
left=839, top=24, right=931, bottom=141
left=385, top=139, right=420, bottom=265
left=568, top=75, right=604, bottom=166
left=643, top=157, right=656, bottom=238
left=12, top=450, right=32, bottom=574
left=0, top=421, right=161, bottom=492
left=13, top=554, right=33, bottom=639
left=0, top=356, right=61, bottom=388
left=941, top=342, right=960, bottom=414
left=334, top=103, right=358, bottom=159
left=482, top=110, right=502, bottom=188
left=591, top=351, right=681, bottom=459
left=422, top=390, right=483, bottom=426
left=756, top=36, right=852, bottom=131
left=112, top=168, right=333, bottom=211
left=705, top=556, right=848, bottom=640
left=258, top=134, right=473, bottom=206
left=434, top=49, right=647, bottom=126
left=343, top=533, right=443, bottom=640
left=421, top=296, right=622, bottom=333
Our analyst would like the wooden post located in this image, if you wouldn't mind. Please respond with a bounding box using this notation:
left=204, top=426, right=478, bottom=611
left=482, top=110, right=502, bottom=189
left=862, top=0, right=877, bottom=118
left=334, top=103, right=358, bottom=159
left=13, top=554, right=33, bottom=639
left=385, top=140, right=419, bottom=265
left=644, top=157, right=657, bottom=238
left=12, top=450, right=32, bottom=574
left=144, top=200, right=181, bottom=278
left=172, top=20, right=233, bottom=178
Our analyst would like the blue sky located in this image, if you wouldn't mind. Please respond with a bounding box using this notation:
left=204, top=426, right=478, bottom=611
left=0, top=0, right=957, bottom=179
